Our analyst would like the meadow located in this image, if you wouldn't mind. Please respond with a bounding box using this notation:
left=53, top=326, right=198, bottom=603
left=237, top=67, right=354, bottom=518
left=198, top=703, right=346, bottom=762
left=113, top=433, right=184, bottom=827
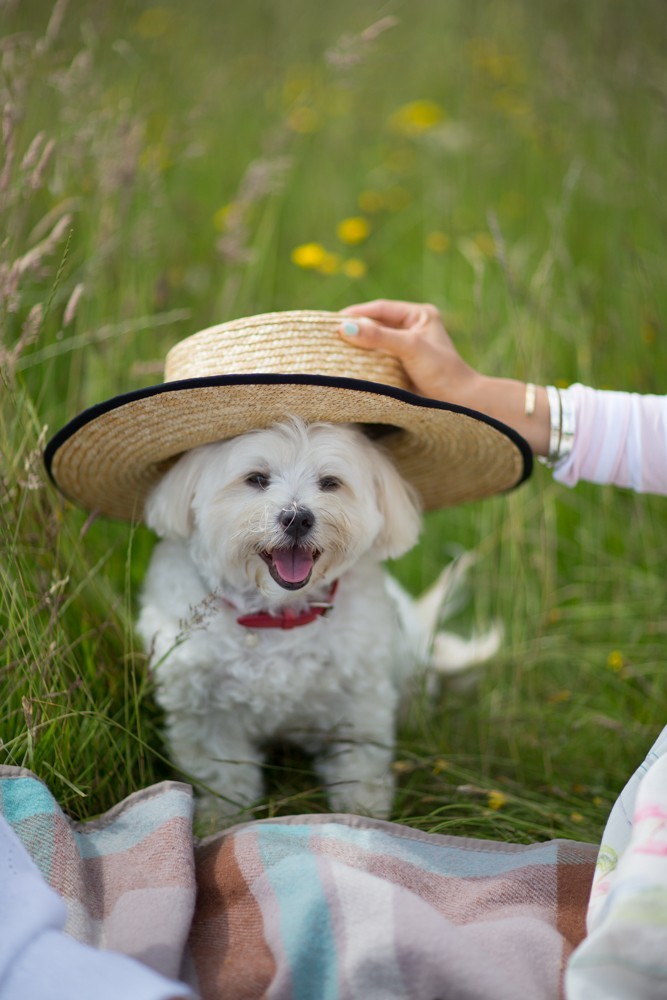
left=2, top=0, right=666, bottom=843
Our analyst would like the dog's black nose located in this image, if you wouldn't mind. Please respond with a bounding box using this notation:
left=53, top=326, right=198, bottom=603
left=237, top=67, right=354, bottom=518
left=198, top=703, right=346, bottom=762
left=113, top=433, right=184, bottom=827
left=279, top=506, right=315, bottom=540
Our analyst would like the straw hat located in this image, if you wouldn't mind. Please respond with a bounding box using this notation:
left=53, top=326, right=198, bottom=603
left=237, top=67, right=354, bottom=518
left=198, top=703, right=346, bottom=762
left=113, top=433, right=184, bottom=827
left=44, top=310, right=532, bottom=521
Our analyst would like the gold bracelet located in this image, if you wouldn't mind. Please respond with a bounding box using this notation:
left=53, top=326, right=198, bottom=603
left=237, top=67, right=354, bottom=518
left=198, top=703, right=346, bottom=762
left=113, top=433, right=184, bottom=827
left=524, top=382, right=537, bottom=416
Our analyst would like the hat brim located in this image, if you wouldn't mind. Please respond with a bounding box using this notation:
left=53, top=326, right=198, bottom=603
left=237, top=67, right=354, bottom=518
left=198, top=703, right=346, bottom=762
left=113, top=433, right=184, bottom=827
left=44, top=373, right=532, bottom=520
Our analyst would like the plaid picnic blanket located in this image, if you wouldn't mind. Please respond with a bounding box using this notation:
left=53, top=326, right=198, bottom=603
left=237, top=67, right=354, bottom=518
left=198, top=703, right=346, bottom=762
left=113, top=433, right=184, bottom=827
left=0, top=765, right=597, bottom=999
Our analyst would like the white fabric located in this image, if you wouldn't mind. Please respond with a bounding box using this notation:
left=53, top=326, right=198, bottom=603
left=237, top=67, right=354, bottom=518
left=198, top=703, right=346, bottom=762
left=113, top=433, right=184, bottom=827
left=566, top=726, right=667, bottom=998
left=554, top=384, right=667, bottom=494
left=0, top=815, right=194, bottom=1000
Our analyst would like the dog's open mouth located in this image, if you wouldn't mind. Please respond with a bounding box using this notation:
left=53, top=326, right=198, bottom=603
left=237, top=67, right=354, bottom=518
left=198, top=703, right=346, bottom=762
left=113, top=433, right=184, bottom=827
left=260, top=548, right=320, bottom=590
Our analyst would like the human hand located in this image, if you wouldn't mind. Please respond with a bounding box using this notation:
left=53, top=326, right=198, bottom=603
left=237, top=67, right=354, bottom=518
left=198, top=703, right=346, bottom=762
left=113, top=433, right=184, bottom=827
left=339, top=298, right=550, bottom=455
left=339, top=299, right=481, bottom=403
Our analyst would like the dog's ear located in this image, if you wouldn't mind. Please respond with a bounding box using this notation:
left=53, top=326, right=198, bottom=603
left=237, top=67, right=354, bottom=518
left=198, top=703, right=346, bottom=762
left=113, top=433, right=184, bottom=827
left=367, top=444, right=422, bottom=559
left=144, top=448, right=205, bottom=539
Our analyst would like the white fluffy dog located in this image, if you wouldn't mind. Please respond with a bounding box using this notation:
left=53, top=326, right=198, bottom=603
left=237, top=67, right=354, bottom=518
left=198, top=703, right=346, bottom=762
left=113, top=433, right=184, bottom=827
left=137, top=417, right=497, bottom=822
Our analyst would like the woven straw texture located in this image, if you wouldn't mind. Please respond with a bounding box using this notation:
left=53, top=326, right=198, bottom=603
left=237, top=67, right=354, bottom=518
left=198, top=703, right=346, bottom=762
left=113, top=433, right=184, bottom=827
left=165, top=311, right=409, bottom=387
left=47, top=310, right=529, bottom=520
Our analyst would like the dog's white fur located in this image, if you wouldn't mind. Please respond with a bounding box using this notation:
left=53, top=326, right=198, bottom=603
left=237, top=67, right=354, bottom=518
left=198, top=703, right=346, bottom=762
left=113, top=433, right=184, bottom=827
left=137, top=418, right=498, bottom=823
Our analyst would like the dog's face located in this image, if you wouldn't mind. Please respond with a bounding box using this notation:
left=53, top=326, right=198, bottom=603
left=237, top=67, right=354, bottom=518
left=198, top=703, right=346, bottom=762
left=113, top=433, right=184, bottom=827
left=144, top=418, right=421, bottom=598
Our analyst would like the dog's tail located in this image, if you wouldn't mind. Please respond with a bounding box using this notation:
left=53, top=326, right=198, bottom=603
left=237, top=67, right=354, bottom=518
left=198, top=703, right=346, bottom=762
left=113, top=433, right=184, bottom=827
left=413, top=553, right=503, bottom=677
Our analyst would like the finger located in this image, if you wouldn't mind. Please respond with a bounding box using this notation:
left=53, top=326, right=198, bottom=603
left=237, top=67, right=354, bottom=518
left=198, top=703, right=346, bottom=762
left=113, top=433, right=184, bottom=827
left=338, top=316, right=416, bottom=360
left=340, top=299, right=422, bottom=329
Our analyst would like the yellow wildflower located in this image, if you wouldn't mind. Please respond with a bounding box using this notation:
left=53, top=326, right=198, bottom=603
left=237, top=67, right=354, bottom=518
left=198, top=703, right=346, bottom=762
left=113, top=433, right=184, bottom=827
left=283, top=72, right=315, bottom=105
left=133, top=7, right=171, bottom=39
left=548, top=689, right=572, bottom=704
left=392, top=760, right=411, bottom=774
left=336, top=216, right=370, bottom=246
left=358, top=190, right=385, bottom=213
left=426, top=231, right=451, bottom=254
left=642, top=315, right=657, bottom=346
left=388, top=99, right=445, bottom=136
left=385, top=186, right=411, bottom=212
left=459, top=237, right=489, bottom=270
left=167, top=265, right=184, bottom=288
left=473, top=232, right=496, bottom=257
left=432, top=757, right=450, bottom=775
left=213, top=203, right=236, bottom=232
left=570, top=812, right=584, bottom=824
left=467, top=39, right=524, bottom=87
left=139, top=143, right=171, bottom=173
left=287, top=106, right=320, bottom=134
left=492, top=90, right=532, bottom=119
left=386, top=146, right=416, bottom=175
left=317, top=252, right=342, bottom=276
left=487, top=790, right=508, bottom=811
left=607, top=650, right=624, bottom=672
left=342, top=258, right=367, bottom=279
left=291, top=242, right=327, bottom=269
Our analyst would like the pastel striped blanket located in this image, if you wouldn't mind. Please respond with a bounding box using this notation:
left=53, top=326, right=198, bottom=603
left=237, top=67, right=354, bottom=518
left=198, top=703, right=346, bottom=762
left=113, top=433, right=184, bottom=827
left=0, top=766, right=596, bottom=999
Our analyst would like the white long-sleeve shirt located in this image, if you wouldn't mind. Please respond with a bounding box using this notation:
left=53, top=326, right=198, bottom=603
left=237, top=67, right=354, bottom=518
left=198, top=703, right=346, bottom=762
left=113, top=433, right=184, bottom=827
left=553, top=383, right=667, bottom=495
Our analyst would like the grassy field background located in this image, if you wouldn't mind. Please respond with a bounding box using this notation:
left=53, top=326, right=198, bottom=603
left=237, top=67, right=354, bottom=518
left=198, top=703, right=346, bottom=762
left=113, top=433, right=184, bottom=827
left=2, top=0, right=666, bottom=842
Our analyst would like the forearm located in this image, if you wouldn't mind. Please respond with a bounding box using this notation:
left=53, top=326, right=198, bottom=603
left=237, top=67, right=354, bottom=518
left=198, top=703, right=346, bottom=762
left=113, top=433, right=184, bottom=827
left=454, top=373, right=551, bottom=457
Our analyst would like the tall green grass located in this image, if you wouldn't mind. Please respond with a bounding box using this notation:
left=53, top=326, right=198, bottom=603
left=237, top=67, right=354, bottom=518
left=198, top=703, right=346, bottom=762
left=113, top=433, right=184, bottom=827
left=2, top=0, right=666, bottom=841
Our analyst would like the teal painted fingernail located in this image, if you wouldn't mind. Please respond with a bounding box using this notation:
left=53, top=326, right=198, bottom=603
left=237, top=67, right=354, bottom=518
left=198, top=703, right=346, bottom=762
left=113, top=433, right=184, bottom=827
left=342, top=321, right=359, bottom=336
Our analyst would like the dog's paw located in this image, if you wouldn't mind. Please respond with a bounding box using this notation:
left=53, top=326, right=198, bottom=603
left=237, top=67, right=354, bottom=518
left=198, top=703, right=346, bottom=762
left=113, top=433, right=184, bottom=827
left=325, top=773, right=395, bottom=820
left=194, top=792, right=256, bottom=833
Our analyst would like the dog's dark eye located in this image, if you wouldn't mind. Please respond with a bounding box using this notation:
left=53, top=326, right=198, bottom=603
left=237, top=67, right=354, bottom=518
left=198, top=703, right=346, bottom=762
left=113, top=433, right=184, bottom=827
left=319, top=476, right=341, bottom=492
left=246, top=472, right=270, bottom=489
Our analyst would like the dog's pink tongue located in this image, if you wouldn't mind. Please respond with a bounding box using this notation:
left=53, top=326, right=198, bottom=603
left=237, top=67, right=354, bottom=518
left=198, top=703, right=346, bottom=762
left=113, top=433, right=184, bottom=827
left=271, top=548, right=314, bottom=584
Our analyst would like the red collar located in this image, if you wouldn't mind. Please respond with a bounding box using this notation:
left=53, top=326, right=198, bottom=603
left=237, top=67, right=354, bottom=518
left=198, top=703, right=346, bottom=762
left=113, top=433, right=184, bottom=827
left=225, top=580, right=339, bottom=630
